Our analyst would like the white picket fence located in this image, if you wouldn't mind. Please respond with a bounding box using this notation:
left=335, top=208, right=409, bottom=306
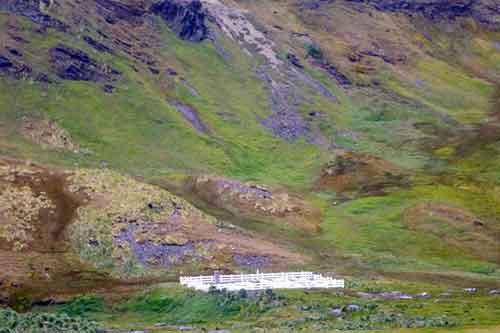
left=180, top=271, right=345, bottom=292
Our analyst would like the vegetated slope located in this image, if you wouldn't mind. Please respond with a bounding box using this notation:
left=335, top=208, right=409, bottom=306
left=0, top=0, right=499, bottom=302
left=0, top=157, right=305, bottom=304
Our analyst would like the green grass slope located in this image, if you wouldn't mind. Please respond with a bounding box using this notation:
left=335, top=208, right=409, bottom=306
left=0, top=0, right=499, bottom=304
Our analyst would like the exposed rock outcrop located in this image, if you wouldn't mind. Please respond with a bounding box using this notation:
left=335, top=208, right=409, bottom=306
left=311, top=60, right=352, bottom=87
left=200, top=0, right=282, bottom=67
left=49, top=44, right=121, bottom=82
left=287, top=53, right=304, bottom=69
left=170, top=101, right=209, bottom=134
left=303, top=44, right=352, bottom=87
left=83, top=35, right=114, bottom=54
left=0, top=56, right=13, bottom=69
left=95, top=0, right=146, bottom=25
left=346, top=0, right=500, bottom=30
left=0, top=55, right=34, bottom=80
left=151, top=0, right=209, bottom=42
left=0, top=0, right=68, bottom=31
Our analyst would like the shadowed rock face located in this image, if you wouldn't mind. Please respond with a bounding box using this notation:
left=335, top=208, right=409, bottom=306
left=0, top=56, right=13, bottom=69
left=95, top=0, right=146, bottom=25
left=83, top=35, right=114, bottom=54
left=0, top=0, right=68, bottom=31
left=346, top=0, right=500, bottom=30
left=0, top=54, right=34, bottom=80
left=49, top=44, right=121, bottom=82
left=356, top=0, right=474, bottom=17
left=151, top=0, right=209, bottom=41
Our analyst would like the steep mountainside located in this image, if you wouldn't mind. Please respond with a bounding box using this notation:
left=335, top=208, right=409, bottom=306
left=0, top=0, right=499, bottom=306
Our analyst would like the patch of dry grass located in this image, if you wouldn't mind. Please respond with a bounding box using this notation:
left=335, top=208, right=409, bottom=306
left=0, top=184, right=54, bottom=251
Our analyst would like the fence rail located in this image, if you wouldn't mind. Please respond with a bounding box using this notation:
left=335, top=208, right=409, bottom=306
left=180, top=271, right=344, bottom=292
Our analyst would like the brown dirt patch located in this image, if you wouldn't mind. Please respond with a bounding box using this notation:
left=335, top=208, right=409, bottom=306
left=0, top=157, right=84, bottom=251
left=318, top=150, right=409, bottom=198
left=403, top=202, right=500, bottom=263
left=19, top=117, right=79, bottom=153
left=183, top=175, right=321, bottom=233
left=0, top=158, right=179, bottom=304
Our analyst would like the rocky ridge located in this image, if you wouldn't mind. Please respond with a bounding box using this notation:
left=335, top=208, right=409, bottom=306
left=348, top=0, right=500, bottom=30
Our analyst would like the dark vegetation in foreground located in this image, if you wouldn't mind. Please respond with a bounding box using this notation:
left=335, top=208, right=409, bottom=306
left=3, top=282, right=500, bottom=332
left=0, top=308, right=99, bottom=333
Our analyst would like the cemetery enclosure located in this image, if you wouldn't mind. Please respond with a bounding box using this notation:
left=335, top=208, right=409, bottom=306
left=180, top=271, right=345, bottom=291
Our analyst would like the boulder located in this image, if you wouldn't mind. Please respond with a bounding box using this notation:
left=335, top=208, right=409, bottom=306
left=379, top=291, right=414, bottom=300
left=331, top=307, right=343, bottom=317
left=178, top=326, right=194, bottom=331
left=416, top=292, right=431, bottom=298
left=356, top=291, right=417, bottom=299
left=345, top=304, right=362, bottom=312
left=464, top=287, right=478, bottom=294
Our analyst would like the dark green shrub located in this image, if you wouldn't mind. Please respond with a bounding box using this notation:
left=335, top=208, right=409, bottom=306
left=59, top=295, right=104, bottom=317
left=120, top=293, right=178, bottom=313
left=0, top=308, right=100, bottom=333
left=9, top=292, right=32, bottom=312
left=120, top=288, right=287, bottom=325
left=305, top=43, right=323, bottom=59
left=237, top=289, right=248, bottom=299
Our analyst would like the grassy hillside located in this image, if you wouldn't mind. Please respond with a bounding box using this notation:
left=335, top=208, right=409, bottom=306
left=0, top=0, right=499, bottom=331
